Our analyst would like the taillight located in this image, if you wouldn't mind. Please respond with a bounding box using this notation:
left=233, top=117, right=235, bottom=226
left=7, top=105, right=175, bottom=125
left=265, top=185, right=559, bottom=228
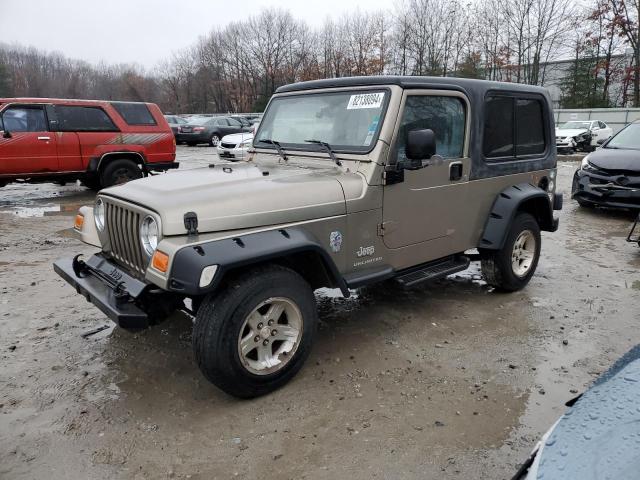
left=193, top=127, right=205, bottom=132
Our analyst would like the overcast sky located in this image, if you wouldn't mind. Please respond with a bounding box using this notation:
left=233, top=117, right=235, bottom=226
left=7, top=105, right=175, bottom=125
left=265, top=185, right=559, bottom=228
left=1, top=0, right=393, bottom=69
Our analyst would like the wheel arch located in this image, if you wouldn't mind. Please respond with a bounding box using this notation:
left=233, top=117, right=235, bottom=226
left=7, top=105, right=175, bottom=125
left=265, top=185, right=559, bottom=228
left=89, top=151, right=147, bottom=174
left=168, top=228, right=350, bottom=298
left=479, top=183, right=556, bottom=251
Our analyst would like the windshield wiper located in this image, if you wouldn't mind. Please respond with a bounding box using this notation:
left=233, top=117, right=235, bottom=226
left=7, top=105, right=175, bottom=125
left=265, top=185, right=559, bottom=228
left=304, top=139, right=342, bottom=166
left=259, top=138, right=288, bottom=162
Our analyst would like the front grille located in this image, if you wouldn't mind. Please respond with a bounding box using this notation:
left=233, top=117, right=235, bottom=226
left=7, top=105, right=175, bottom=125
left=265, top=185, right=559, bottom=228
left=221, top=142, right=236, bottom=149
left=104, top=201, right=148, bottom=276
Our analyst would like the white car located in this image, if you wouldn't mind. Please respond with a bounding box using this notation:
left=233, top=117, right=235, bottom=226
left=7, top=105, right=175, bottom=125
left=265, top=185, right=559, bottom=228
left=555, top=120, right=613, bottom=153
left=216, top=132, right=254, bottom=161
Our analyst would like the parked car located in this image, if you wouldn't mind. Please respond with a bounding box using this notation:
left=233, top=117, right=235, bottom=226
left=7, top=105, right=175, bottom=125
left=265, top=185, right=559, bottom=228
left=55, top=76, right=561, bottom=398
left=0, top=98, right=177, bottom=189
left=163, top=115, right=189, bottom=139
left=556, top=120, right=613, bottom=153
left=177, top=116, right=251, bottom=146
left=513, top=344, right=640, bottom=479
left=571, top=120, right=640, bottom=209
left=230, top=115, right=253, bottom=128
left=217, top=132, right=253, bottom=161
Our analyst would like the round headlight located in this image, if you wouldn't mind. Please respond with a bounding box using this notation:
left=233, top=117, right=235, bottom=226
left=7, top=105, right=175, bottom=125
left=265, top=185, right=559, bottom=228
left=140, top=216, right=159, bottom=257
left=94, top=198, right=105, bottom=231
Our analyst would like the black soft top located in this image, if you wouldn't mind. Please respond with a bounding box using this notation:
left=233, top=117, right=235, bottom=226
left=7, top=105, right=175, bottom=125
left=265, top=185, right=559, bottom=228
left=275, top=75, right=549, bottom=97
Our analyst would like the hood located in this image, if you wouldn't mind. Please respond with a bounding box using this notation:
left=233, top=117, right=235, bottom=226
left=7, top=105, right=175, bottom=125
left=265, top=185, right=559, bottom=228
left=103, top=161, right=356, bottom=235
left=585, top=148, right=640, bottom=172
left=556, top=128, right=588, bottom=138
left=532, top=345, right=640, bottom=479
left=221, top=132, right=253, bottom=143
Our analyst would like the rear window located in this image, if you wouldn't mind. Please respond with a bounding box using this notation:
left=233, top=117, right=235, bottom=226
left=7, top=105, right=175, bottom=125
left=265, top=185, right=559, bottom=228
left=484, top=95, right=546, bottom=159
left=56, top=105, right=118, bottom=132
left=111, top=102, right=157, bottom=126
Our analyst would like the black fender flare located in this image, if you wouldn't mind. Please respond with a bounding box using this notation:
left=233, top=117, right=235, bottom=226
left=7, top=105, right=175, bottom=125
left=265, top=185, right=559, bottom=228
left=87, top=152, right=147, bottom=174
left=478, top=183, right=556, bottom=251
left=167, top=227, right=349, bottom=297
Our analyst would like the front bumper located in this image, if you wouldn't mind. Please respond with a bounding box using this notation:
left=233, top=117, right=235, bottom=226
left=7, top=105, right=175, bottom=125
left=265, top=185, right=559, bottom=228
left=556, top=138, right=576, bottom=149
left=53, top=254, right=150, bottom=329
left=572, top=168, right=640, bottom=209
left=216, top=145, right=249, bottom=160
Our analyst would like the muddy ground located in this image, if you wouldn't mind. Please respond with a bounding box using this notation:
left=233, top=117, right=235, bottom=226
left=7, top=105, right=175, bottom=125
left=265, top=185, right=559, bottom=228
left=1, top=148, right=639, bottom=479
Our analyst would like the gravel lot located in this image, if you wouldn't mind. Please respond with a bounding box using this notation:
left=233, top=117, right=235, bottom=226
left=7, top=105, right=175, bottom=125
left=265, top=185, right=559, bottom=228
left=1, top=147, right=639, bottom=479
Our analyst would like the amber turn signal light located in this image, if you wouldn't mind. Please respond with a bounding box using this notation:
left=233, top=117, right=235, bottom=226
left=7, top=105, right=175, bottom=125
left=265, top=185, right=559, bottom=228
left=74, top=214, right=84, bottom=230
left=152, top=250, right=169, bottom=272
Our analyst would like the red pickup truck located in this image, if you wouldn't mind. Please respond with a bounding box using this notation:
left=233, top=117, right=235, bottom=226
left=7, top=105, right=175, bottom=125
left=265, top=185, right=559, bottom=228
left=0, top=98, right=177, bottom=189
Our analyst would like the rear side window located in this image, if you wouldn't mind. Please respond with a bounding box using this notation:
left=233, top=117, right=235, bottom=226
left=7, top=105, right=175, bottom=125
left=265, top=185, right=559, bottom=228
left=484, top=97, right=514, bottom=158
left=227, top=117, right=242, bottom=127
left=111, top=102, right=157, bottom=126
left=516, top=99, right=545, bottom=156
left=484, top=95, right=546, bottom=159
left=56, top=106, right=118, bottom=132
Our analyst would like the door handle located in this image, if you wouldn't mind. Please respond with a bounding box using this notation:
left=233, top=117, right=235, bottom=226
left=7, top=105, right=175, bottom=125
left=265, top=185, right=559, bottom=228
left=449, top=162, right=463, bottom=181
left=38, top=136, right=51, bottom=141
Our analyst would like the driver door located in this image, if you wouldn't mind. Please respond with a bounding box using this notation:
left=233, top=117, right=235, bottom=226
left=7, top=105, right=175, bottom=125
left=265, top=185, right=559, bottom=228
left=382, top=90, right=471, bottom=254
left=0, top=104, right=58, bottom=175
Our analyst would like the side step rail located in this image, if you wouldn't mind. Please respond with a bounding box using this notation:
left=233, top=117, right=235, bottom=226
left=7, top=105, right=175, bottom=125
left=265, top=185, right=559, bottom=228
left=628, top=213, right=640, bottom=244
left=395, top=255, right=470, bottom=287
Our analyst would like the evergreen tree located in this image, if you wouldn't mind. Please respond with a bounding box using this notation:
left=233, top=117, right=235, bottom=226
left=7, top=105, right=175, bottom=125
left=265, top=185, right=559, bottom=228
left=560, top=45, right=610, bottom=108
left=456, top=52, right=484, bottom=79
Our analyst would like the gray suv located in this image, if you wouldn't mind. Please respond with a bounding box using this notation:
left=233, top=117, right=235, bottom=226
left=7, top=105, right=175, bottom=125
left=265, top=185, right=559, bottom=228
left=54, top=76, right=562, bottom=398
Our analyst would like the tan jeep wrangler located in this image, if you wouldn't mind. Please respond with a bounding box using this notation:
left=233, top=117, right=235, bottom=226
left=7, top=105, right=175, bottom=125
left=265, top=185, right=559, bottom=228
left=55, top=76, right=562, bottom=398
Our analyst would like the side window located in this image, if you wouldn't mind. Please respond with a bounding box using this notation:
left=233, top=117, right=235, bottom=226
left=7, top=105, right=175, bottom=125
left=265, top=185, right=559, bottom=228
left=484, top=97, right=514, bottom=158
left=110, top=102, right=157, bottom=126
left=515, top=99, right=545, bottom=156
left=395, top=95, right=466, bottom=162
left=599, top=121, right=606, bottom=129
left=484, top=95, right=546, bottom=159
left=1, top=106, right=48, bottom=132
left=56, top=106, right=118, bottom=132
left=227, top=117, right=242, bottom=127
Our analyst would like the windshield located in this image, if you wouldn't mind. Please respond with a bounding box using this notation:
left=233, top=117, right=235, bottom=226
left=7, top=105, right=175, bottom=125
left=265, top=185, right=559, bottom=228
left=559, top=121, right=591, bottom=130
left=255, top=90, right=388, bottom=153
left=605, top=123, right=640, bottom=150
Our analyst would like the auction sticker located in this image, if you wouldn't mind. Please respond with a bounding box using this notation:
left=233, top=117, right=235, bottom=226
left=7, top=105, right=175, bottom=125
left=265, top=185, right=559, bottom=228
left=347, top=92, right=385, bottom=110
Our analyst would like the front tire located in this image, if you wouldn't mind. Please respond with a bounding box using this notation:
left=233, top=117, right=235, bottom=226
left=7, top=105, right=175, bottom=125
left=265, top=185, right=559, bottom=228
left=193, top=265, right=318, bottom=398
left=209, top=133, right=220, bottom=147
left=100, top=159, right=143, bottom=188
left=480, top=212, right=541, bottom=292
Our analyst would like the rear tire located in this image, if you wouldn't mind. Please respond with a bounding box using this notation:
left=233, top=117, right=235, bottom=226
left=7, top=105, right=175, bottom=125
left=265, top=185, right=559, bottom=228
left=193, top=265, right=317, bottom=398
left=480, top=212, right=541, bottom=292
left=209, top=133, right=221, bottom=147
left=100, top=159, right=143, bottom=188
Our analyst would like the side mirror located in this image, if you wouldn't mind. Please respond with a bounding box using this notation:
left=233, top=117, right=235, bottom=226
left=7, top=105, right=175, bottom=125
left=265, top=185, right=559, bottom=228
left=406, top=129, right=436, bottom=162
left=597, top=138, right=606, bottom=145
left=1, top=130, right=11, bottom=139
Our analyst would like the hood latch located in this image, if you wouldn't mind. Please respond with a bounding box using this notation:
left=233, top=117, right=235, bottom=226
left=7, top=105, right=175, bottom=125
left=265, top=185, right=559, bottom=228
left=184, top=211, right=199, bottom=236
